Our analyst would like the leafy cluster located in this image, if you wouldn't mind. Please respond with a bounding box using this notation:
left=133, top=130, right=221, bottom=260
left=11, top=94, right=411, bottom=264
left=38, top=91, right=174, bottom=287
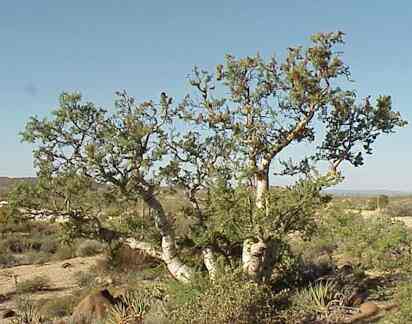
left=13, top=31, right=407, bottom=284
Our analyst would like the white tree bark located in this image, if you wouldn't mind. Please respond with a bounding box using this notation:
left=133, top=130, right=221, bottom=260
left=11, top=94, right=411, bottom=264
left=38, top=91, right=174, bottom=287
left=124, top=238, right=163, bottom=259
left=202, top=247, right=218, bottom=281
left=142, top=193, right=196, bottom=283
left=255, top=159, right=270, bottom=209
left=242, top=238, right=277, bottom=282
left=125, top=236, right=195, bottom=283
left=161, top=235, right=195, bottom=283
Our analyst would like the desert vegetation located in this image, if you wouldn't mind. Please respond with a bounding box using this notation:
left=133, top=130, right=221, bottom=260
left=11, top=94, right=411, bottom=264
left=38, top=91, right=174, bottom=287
left=1, top=31, right=411, bottom=323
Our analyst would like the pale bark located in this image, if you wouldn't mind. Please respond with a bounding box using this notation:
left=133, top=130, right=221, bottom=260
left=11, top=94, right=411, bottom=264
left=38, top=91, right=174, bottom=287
left=255, top=158, right=270, bottom=209
left=124, top=238, right=163, bottom=259
left=202, top=247, right=218, bottom=281
left=161, top=235, right=195, bottom=283
left=141, top=191, right=195, bottom=283
left=125, top=236, right=195, bottom=283
left=242, top=238, right=277, bottom=282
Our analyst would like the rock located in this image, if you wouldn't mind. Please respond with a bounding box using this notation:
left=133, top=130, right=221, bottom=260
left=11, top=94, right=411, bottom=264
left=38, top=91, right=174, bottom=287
left=71, top=289, right=117, bottom=323
left=2, top=309, right=16, bottom=318
left=0, top=293, right=9, bottom=303
left=62, top=262, right=72, bottom=269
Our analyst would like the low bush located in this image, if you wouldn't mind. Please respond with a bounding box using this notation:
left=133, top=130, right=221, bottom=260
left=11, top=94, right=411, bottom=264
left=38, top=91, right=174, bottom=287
left=38, top=295, right=78, bottom=319
left=39, top=238, right=59, bottom=254
left=366, top=195, right=390, bottom=210
left=24, top=251, right=52, bottom=265
left=102, top=245, right=160, bottom=273
left=74, top=271, right=97, bottom=288
left=16, top=276, right=51, bottom=294
left=108, top=289, right=152, bottom=324
left=53, top=244, right=76, bottom=260
left=292, top=280, right=341, bottom=322
left=384, top=200, right=412, bottom=217
left=0, top=252, right=18, bottom=268
left=168, top=271, right=278, bottom=324
left=2, top=236, right=29, bottom=253
left=11, top=296, right=43, bottom=324
left=381, top=280, right=412, bottom=323
left=75, top=239, right=104, bottom=257
left=316, top=207, right=412, bottom=272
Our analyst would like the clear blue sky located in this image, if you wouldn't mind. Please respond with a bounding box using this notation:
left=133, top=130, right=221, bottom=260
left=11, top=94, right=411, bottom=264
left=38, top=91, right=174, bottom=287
left=1, top=1, right=411, bottom=190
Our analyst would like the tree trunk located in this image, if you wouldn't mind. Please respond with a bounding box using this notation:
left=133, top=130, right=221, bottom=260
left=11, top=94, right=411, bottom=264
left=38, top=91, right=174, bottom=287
left=242, top=158, right=279, bottom=281
left=242, top=238, right=277, bottom=282
left=143, top=193, right=195, bottom=283
left=202, top=246, right=218, bottom=281
left=255, top=159, right=270, bottom=209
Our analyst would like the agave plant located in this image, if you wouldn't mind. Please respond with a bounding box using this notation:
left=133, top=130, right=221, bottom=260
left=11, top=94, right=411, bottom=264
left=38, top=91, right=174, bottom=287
left=294, top=279, right=339, bottom=316
left=106, top=290, right=151, bottom=324
left=11, top=296, right=43, bottom=324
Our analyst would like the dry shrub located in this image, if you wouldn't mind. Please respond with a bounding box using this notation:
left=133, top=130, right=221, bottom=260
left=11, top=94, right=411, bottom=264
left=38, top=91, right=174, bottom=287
left=169, top=271, right=278, bottom=324
left=99, top=245, right=159, bottom=273
left=38, top=295, right=78, bottom=319
left=53, top=244, right=76, bottom=260
left=381, top=280, right=412, bottom=323
left=16, top=275, right=51, bottom=294
left=75, top=239, right=104, bottom=257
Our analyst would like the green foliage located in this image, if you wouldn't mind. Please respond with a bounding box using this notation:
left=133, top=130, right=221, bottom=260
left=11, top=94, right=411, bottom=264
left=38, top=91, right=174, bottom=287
left=0, top=252, right=17, bottom=268
left=17, top=31, right=407, bottom=285
left=381, top=280, right=412, bottom=323
left=169, top=271, right=278, bottom=324
left=292, top=280, right=339, bottom=318
left=183, top=32, right=406, bottom=177
left=53, top=243, right=76, bottom=260
left=316, top=206, right=412, bottom=271
left=16, top=276, right=51, bottom=294
left=107, top=290, right=152, bottom=324
left=188, top=175, right=334, bottom=272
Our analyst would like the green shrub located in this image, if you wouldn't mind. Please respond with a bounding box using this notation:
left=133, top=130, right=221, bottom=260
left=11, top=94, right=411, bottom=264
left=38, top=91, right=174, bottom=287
left=11, top=296, right=42, bottom=324
left=75, top=239, right=104, bottom=257
left=381, top=280, right=412, bottom=323
left=316, top=207, right=412, bottom=272
left=292, top=280, right=339, bottom=321
left=24, top=251, right=52, bottom=265
left=74, top=271, right=97, bottom=288
left=0, top=252, right=18, bottom=268
left=108, top=290, right=152, bottom=324
left=169, top=271, right=278, bottom=324
left=38, top=295, right=77, bottom=319
left=16, top=276, right=51, bottom=294
left=3, top=236, right=29, bottom=253
left=39, top=238, right=59, bottom=254
left=53, top=244, right=75, bottom=260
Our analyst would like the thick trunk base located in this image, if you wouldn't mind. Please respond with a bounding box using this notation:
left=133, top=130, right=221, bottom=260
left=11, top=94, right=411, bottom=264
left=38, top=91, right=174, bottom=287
left=242, top=238, right=278, bottom=282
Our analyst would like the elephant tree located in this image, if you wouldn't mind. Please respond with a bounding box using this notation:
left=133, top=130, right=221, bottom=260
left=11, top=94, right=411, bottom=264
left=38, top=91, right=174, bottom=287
left=20, top=32, right=406, bottom=282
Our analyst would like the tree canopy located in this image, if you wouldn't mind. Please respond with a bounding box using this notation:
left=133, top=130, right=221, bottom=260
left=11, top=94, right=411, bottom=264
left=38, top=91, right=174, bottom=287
left=18, top=32, right=407, bottom=282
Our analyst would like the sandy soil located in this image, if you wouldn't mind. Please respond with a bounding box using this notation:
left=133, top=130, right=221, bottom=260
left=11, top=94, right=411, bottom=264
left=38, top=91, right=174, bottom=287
left=0, top=255, right=103, bottom=315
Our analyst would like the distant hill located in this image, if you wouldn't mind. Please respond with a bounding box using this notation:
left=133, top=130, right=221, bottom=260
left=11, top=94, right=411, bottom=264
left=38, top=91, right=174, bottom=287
left=324, top=189, right=412, bottom=197
left=0, top=177, right=36, bottom=198
left=1, top=177, right=411, bottom=199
